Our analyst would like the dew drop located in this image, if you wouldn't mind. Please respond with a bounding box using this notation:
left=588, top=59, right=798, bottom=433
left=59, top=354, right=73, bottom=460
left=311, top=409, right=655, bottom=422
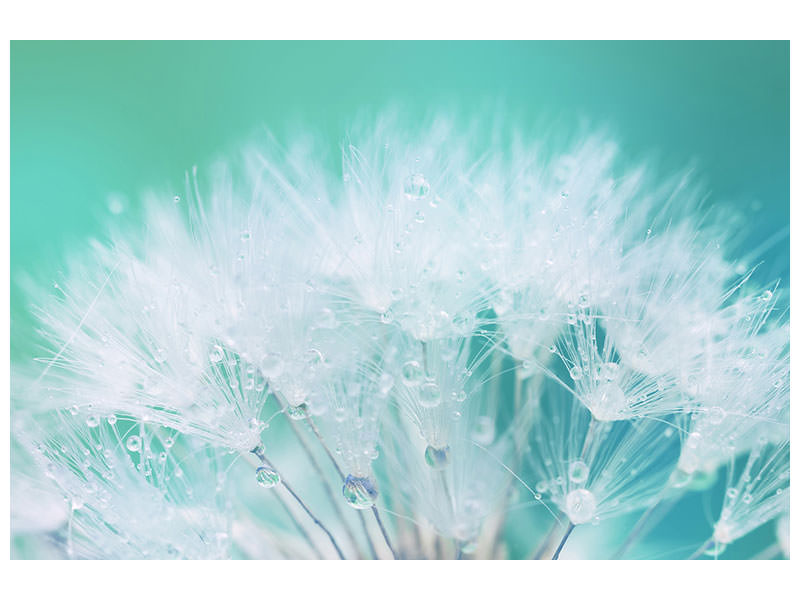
left=424, top=445, right=451, bottom=470
left=565, top=488, right=597, bottom=524
left=255, top=466, right=280, bottom=488
left=403, top=174, right=430, bottom=199
left=86, top=415, right=100, bottom=428
left=342, top=475, right=378, bottom=509
left=126, top=436, right=142, bottom=453
left=568, top=460, right=590, bottom=484
left=416, top=380, right=441, bottom=408
left=569, top=366, right=583, bottom=380
left=107, top=415, right=117, bottom=425
left=401, top=360, right=424, bottom=387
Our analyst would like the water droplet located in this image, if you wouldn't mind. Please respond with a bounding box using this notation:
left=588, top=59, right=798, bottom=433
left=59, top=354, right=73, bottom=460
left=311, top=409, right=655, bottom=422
left=403, top=174, right=430, bottom=199
left=69, top=405, right=79, bottom=416
left=424, top=445, right=451, bottom=470
left=419, top=382, right=442, bottom=408
left=286, top=403, right=307, bottom=421
left=414, top=210, right=425, bottom=223
left=726, top=487, right=739, bottom=500
left=255, top=466, right=280, bottom=488
left=451, top=313, right=474, bottom=336
left=569, top=366, right=583, bottom=380
left=586, top=382, right=627, bottom=421
left=565, top=488, right=597, bottom=524
left=240, top=230, right=251, bottom=241
left=107, top=415, right=117, bottom=425
left=126, top=436, right=141, bottom=453
left=454, top=390, right=467, bottom=403
left=760, top=290, right=773, bottom=302
left=342, top=475, right=378, bottom=509
left=380, top=309, right=394, bottom=324
left=173, top=195, right=181, bottom=203
left=568, top=460, right=590, bottom=484
left=86, top=415, right=100, bottom=428
left=401, top=360, right=424, bottom=387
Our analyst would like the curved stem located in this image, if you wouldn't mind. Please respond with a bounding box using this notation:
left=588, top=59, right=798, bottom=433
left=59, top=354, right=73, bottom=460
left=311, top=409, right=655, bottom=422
left=688, top=538, right=714, bottom=560
left=552, top=522, right=576, bottom=560
left=251, top=446, right=346, bottom=559
left=307, top=415, right=395, bottom=560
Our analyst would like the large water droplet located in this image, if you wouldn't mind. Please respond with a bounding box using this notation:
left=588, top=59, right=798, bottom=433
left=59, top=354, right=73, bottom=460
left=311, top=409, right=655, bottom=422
left=401, top=360, right=424, bottom=387
left=126, top=436, right=142, bottom=453
left=419, top=382, right=442, bottom=408
left=342, top=475, right=378, bottom=509
left=565, top=488, right=597, bottom=524
left=586, top=382, right=627, bottom=421
left=424, top=445, right=451, bottom=470
left=256, top=466, right=280, bottom=488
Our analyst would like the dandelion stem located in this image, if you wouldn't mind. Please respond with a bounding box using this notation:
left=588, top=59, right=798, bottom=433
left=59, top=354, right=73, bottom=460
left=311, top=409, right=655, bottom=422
left=612, top=496, right=677, bottom=559
left=371, top=505, right=400, bottom=560
left=272, top=490, right=324, bottom=559
left=306, top=415, right=396, bottom=559
left=688, top=538, right=714, bottom=560
left=531, top=519, right=562, bottom=559
left=282, top=407, right=368, bottom=558
left=551, top=522, right=576, bottom=560
left=251, top=446, right=346, bottom=559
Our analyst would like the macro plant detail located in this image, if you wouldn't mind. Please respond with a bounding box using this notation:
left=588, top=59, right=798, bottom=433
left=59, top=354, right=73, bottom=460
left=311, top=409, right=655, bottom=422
left=10, top=115, right=789, bottom=560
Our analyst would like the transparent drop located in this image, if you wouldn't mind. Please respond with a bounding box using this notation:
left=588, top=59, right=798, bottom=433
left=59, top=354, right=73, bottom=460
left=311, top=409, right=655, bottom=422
left=569, top=366, right=583, bottom=380
left=424, top=445, right=451, bottom=470
left=286, top=404, right=307, bottom=421
left=86, top=415, right=100, bottom=428
left=568, top=460, right=590, bottom=484
left=403, top=174, right=430, bottom=199
left=126, top=436, right=142, bottom=453
left=107, top=415, right=117, bottom=425
left=255, top=466, right=280, bottom=488
left=419, top=382, right=442, bottom=408
left=401, top=360, right=424, bottom=387
left=342, top=475, right=378, bottom=509
left=565, top=488, right=597, bottom=524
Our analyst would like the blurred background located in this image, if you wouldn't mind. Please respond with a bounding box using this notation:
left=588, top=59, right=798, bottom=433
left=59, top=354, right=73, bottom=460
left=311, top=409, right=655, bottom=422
left=10, top=41, right=789, bottom=558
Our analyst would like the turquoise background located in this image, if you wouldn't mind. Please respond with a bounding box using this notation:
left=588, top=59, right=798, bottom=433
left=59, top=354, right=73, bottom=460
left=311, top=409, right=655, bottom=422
left=10, top=41, right=789, bottom=558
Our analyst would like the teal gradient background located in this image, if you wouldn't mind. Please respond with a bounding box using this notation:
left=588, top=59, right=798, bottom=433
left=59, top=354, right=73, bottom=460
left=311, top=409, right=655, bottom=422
left=10, top=41, right=789, bottom=558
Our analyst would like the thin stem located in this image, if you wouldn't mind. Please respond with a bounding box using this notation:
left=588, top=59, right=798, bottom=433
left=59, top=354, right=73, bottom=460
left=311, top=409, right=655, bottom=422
left=490, top=365, right=525, bottom=558
left=688, top=538, right=714, bottom=560
left=251, top=446, right=346, bottom=560
left=283, top=409, right=367, bottom=557
left=273, top=490, right=324, bottom=559
left=530, top=519, right=561, bottom=559
left=551, top=522, right=576, bottom=560
left=613, top=502, right=658, bottom=559
left=371, top=506, right=399, bottom=560
left=307, top=415, right=395, bottom=560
